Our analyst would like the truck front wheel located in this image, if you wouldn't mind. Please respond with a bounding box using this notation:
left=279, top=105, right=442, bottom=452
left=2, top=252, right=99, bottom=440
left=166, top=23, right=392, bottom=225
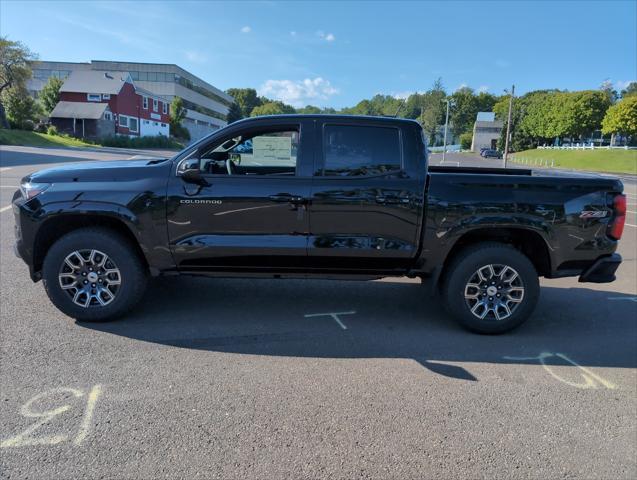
left=441, top=242, right=540, bottom=334
left=42, top=228, right=148, bottom=322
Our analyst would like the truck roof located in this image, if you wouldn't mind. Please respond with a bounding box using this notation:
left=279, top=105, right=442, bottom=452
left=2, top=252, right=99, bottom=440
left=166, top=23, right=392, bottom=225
left=230, top=114, right=422, bottom=127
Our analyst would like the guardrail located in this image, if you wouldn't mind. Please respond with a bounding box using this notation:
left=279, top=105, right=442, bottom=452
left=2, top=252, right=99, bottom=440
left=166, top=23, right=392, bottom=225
left=537, top=144, right=636, bottom=150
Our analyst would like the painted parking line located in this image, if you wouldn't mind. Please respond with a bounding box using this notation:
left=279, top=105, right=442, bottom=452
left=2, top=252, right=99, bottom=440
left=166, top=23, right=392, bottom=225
left=304, top=311, right=356, bottom=330
left=0, top=205, right=12, bottom=213
left=607, top=296, right=637, bottom=302
left=0, top=167, right=12, bottom=172
left=0, top=185, right=17, bottom=188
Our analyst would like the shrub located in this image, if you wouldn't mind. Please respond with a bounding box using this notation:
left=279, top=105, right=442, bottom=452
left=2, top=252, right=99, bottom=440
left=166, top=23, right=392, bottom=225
left=34, top=122, right=47, bottom=133
left=169, top=123, right=190, bottom=141
left=459, top=132, right=473, bottom=150
left=46, top=125, right=58, bottom=136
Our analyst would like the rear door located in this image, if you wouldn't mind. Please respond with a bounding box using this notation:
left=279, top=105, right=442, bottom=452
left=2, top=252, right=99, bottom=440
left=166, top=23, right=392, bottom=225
left=308, top=120, right=424, bottom=272
left=166, top=119, right=314, bottom=271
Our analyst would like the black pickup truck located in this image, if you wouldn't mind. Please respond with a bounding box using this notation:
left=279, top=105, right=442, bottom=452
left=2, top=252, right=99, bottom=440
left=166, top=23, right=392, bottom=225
left=12, top=115, right=626, bottom=333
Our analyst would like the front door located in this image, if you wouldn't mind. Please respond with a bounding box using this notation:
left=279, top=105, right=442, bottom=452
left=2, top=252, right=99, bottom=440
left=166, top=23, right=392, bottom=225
left=166, top=121, right=313, bottom=272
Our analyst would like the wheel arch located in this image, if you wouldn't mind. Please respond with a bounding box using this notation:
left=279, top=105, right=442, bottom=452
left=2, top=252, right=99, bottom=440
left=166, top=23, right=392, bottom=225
left=33, top=213, right=149, bottom=278
left=439, top=227, right=551, bottom=287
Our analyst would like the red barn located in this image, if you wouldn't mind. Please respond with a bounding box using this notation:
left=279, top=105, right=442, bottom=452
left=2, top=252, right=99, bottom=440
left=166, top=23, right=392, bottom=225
left=54, top=70, right=170, bottom=137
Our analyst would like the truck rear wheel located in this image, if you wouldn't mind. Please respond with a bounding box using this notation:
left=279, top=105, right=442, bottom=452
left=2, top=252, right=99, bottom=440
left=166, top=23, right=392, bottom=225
left=441, top=242, right=539, bottom=334
left=42, top=228, right=148, bottom=322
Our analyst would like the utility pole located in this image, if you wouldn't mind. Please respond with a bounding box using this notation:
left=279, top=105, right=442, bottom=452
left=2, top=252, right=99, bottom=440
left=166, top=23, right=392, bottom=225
left=503, top=84, right=515, bottom=168
left=442, top=98, right=450, bottom=163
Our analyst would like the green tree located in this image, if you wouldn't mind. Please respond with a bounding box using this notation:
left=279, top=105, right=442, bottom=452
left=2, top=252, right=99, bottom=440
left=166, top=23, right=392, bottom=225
left=169, top=96, right=189, bottom=140
left=418, top=78, right=446, bottom=145
left=449, top=87, right=479, bottom=137
left=39, top=76, right=63, bottom=114
left=226, top=101, right=242, bottom=123
left=621, top=82, right=637, bottom=99
left=459, top=132, right=473, bottom=150
left=226, top=88, right=261, bottom=117
left=250, top=101, right=295, bottom=116
left=0, top=37, right=37, bottom=128
left=296, top=105, right=323, bottom=114
left=602, top=96, right=637, bottom=139
left=2, top=85, right=40, bottom=129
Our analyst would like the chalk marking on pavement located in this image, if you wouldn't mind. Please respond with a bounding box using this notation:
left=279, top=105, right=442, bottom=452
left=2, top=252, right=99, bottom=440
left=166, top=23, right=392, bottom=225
left=607, top=296, right=637, bottom=303
left=0, top=205, right=12, bottom=213
left=304, top=311, right=355, bottom=330
left=0, top=385, right=102, bottom=448
left=0, top=167, right=12, bottom=172
left=625, top=223, right=636, bottom=228
left=0, top=185, right=17, bottom=188
left=503, top=352, right=616, bottom=390
left=74, top=385, right=102, bottom=445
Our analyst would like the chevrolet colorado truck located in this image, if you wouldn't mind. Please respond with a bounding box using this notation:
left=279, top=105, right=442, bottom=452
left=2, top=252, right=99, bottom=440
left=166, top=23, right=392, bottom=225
left=12, top=115, right=626, bottom=333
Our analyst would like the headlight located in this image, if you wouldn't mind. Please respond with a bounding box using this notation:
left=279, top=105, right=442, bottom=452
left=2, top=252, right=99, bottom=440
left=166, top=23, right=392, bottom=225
left=20, top=182, right=51, bottom=200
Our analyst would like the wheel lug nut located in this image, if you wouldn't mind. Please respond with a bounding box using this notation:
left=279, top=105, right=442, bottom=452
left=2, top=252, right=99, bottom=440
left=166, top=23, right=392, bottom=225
left=98, top=279, right=103, bottom=283
left=489, top=297, right=493, bottom=301
left=82, top=272, right=87, bottom=276
left=92, top=283, right=96, bottom=287
left=83, top=280, right=88, bottom=284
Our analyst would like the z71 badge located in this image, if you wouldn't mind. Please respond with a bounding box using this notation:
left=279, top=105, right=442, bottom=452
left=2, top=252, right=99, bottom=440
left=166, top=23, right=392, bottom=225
left=579, top=210, right=608, bottom=218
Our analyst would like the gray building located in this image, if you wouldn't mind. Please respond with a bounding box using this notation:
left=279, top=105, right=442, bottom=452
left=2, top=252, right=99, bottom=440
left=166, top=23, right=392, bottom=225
left=471, top=112, right=503, bottom=152
left=27, top=60, right=234, bottom=141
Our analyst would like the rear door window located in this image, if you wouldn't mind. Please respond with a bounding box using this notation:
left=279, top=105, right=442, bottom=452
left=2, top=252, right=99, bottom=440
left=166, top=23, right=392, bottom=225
left=322, top=125, right=402, bottom=176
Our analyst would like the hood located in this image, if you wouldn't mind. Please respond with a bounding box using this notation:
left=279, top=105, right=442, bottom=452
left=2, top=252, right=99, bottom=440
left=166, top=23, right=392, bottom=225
left=24, top=157, right=171, bottom=184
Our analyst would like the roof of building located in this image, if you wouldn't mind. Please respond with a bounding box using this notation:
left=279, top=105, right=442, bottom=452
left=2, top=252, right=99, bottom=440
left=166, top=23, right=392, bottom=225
left=60, top=70, right=131, bottom=94
left=50, top=101, right=110, bottom=119
left=476, top=111, right=496, bottom=122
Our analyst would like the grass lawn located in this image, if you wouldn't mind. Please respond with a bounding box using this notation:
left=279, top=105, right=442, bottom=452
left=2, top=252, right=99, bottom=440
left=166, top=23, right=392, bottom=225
left=0, top=129, right=182, bottom=150
left=511, top=148, right=637, bottom=174
left=0, top=129, right=95, bottom=148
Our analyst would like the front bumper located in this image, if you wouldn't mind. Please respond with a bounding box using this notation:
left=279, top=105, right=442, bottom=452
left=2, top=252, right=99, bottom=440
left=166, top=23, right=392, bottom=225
left=578, top=253, right=622, bottom=283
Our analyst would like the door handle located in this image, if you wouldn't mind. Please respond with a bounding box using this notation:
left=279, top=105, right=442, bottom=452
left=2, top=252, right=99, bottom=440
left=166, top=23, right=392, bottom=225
left=269, top=194, right=307, bottom=205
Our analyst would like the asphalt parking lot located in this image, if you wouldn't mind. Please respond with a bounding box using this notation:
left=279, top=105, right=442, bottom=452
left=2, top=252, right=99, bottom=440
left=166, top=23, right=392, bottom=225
left=1, top=145, right=636, bottom=479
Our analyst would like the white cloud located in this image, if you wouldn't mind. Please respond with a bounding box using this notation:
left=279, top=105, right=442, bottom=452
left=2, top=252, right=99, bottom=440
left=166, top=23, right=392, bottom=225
left=259, top=77, right=339, bottom=107
left=317, top=30, right=336, bottom=42
left=185, top=50, right=207, bottom=63
left=240, top=26, right=251, bottom=33
left=615, top=79, right=636, bottom=90
left=454, top=83, right=469, bottom=92
left=478, top=85, right=490, bottom=93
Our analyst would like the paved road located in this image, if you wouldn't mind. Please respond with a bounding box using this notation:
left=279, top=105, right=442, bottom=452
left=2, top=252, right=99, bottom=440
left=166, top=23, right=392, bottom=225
left=1, top=146, right=636, bottom=479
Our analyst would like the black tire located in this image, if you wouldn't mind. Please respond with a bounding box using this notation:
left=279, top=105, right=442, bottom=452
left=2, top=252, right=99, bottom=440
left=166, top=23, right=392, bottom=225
left=42, top=227, right=148, bottom=322
left=441, top=242, right=540, bottom=334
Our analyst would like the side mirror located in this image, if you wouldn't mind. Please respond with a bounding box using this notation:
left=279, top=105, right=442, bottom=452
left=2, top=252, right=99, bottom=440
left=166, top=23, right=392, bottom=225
left=181, top=168, right=209, bottom=187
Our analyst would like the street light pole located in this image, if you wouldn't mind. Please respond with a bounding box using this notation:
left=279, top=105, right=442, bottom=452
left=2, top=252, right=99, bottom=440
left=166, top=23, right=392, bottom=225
left=442, top=99, right=450, bottom=163
left=503, top=84, right=515, bottom=168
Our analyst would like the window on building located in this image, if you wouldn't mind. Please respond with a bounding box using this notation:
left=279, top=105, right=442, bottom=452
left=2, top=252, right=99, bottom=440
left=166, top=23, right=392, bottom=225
left=104, top=112, right=112, bottom=121
left=153, top=99, right=158, bottom=112
left=87, top=93, right=101, bottom=102
left=143, top=96, right=148, bottom=109
left=102, top=94, right=110, bottom=100
left=162, top=102, right=168, bottom=115
left=321, top=125, right=402, bottom=176
left=128, top=117, right=139, bottom=132
left=119, top=115, right=128, bottom=128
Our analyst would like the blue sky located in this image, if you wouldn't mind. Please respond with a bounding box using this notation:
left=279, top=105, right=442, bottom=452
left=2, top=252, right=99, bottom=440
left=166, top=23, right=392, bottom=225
left=1, top=0, right=635, bottom=108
